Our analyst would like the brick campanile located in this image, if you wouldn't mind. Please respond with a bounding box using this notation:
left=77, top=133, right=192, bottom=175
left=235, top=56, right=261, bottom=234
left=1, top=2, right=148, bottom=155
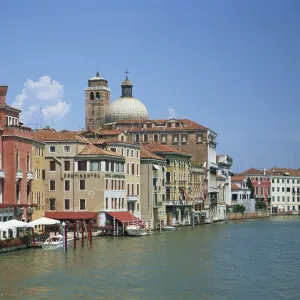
left=85, top=72, right=110, bottom=130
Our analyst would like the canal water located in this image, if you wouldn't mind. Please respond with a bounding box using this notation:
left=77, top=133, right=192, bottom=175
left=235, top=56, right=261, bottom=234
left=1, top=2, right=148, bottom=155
left=0, top=217, right=299, bottom=300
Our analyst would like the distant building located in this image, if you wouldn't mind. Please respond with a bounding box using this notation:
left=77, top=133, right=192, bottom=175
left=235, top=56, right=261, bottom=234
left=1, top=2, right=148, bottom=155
left=140, top=147, right=166, bottom=228
left=267, top=167, right=300, bottom=215
left=238, top=168, right=271, bottom=205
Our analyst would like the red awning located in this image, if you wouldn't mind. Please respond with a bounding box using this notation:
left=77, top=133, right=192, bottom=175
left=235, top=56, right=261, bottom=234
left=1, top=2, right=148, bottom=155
left=44, top=212, right=97, bottom=220
left=106, top=211, right=138, bottom=223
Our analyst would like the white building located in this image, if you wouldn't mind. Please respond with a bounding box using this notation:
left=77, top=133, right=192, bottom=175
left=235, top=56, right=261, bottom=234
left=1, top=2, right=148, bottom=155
left=268, top=168, right=300, bottom=214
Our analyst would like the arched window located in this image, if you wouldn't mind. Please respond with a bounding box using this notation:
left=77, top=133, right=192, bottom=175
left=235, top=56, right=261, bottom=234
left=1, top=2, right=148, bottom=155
left=26, top=153, right=30, bottom=171
left=96, top=92, right=100, bottom=99
left=16, top=150, right=19, bottom=170
left=179, top=189, right=185, bottom=200
left=166, top=189, right=171, bottom=201
left=166, top=172, right=170, bottom=182
left=90, top=92, right=94, bottom=100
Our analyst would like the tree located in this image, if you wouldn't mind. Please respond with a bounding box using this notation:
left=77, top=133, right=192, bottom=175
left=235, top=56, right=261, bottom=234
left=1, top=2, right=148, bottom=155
left=246, top=177, right=255, bottom=198
left=255, top=201, right=266, bottom=210
left=232, top=204, right=246, bottom=213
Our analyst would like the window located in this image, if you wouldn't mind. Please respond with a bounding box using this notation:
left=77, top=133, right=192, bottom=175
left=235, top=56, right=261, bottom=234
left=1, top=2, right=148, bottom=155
left=136, top=164, right=139, bottom=176
left=64, top=145, right=71, bottom=153
left=90, top=92, right=94, bottom=100
left=110, top=148, right=116, bottom=153
left=137, top=203, right=140, bottom=211
left=78, top=161, right=87, bottom=171
left=50, top=161, right=56, bottom=171
left=96, top=92, right=100, bottom=99
left=80, top=199, right=86, bottom=210
left=105, top=198, right=108, bottom=209
left=131, top=150, right=134, bottom=157
left=79, top=180, right=86, bottom=191
left=172, top=134, right=178, bottom=143
left=131, top=184, right=134, bottom=195
left=131, top=163, right=135, bottom=175
left=161, top=135, right=167, bottom=143
left=122, top=180, right=124, bottom=190
left=136, top=150, right=139, bottom=158
left=106, top=179, right=109, bottom=190
left=49, top=146, right=56, bottom=153
left=127, top=184, right=130, bottom=195
left=135, top=135, right=140, bottom=143
left=65, top=180, right=70, bottom=191
left=105, top=161, right=110, bottom=171
left=42, top=169, right=46, bottom=180
left=127, top=163, right=130, bottom=175
left=121, top=148, right=124, bottom=156
left=127, top=149, right=129, bottom=157
left=49, top=180, right=56, bottom=191
left=90, top=161, right=101, bottom=171
left=122, top=198, right=124, bottom=208
left=143, top=135, right=148, bottom=143
left=26, top=154, right=30, bottom=171
left=154, top=134, right=158, bottom=142
left=111, top=162, right=115, bottom=172
left=49, top=198, right=56, bottom=210
left=196, top=134, right=202, bottom=143
left=182, top=135, right=187, bottom=143
left=137, top=184, right=139, bottom=195
left=64, top=199, right=70, bottom=210
left=64, top=161, right=71, bottom=171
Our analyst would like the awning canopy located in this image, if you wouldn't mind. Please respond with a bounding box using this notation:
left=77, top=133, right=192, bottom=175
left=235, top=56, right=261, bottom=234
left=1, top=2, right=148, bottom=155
left=0, top=219, right=34, bottom=230
left=44, top=212, right=97, bottom=220
left=106, top=211, right=138, bottom=223
left=28, top=217, right=60, bottom=226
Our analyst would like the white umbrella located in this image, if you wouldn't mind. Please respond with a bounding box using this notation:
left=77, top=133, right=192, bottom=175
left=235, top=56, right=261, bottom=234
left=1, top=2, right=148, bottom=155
left=0, top=219, right=33, bottom=230
left=28, top=217, right=60, bottom=226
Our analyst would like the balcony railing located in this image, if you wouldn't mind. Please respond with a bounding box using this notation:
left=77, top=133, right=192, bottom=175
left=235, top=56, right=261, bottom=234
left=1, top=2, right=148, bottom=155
left=178, top=180, right=187, bottom=186
left=0, top=169, right=5, bottom=178
left=153, top=201, right=162, bottom=208
left=165, top=200, right=193, bottom=206
left=128, top=195, right=138, bottom=202
left=16, top=170, right=23, bottom=179
left=27, top=171, right=33, bottom=180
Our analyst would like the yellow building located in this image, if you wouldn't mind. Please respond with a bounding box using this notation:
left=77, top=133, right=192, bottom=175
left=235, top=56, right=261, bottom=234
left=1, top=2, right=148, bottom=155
left=31, top=139, right=46, bottom=220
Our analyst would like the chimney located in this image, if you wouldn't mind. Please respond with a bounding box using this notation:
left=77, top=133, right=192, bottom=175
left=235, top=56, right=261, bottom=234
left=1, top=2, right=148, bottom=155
left=0, top=86, right=8, bottom=105
left=263, top=168, right=266, bottom=175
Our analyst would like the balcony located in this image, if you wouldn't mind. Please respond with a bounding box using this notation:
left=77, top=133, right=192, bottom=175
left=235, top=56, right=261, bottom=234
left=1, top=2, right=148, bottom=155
left=153, top=201, right=162, bottom=208
left=165, top=200, right=193, bottom=206
left=178, top=180, right=187, bottom=186
left=128, top=195, right=138, bottom=202
left=154, top=186, right=161, bottom=192
left=0, top=169, right=5, bottom=178
left=27, top=171, right=33, bottom=180
left=16, top=170, right=23, bottom=179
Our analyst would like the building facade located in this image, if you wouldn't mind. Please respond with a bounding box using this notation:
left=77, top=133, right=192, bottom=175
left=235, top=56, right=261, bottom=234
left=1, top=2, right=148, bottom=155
left=267, top=168, right=300, bottom=215
left=31, top=140, right=46, bottom=220
left=142, top=143, right=193, bottom=226
left=140, top=148, right=166, bottom=228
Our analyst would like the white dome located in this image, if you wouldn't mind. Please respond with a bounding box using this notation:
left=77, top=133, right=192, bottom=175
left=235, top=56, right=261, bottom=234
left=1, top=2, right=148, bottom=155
left=105, top=97, right=149, bottom=124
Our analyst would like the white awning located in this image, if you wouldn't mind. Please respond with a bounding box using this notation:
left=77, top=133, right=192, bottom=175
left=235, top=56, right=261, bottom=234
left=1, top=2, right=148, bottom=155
left=153, top=164, right=161, bottom=170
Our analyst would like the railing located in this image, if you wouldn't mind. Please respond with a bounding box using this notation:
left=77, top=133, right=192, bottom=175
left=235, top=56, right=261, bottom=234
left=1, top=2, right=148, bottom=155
left=27, top=171, right=34, bottom=180
left=128, top=195, right=138, bottom=202
left=165, top=200, right=193, bottom=206
left=16, top=170, right=23, bottom=179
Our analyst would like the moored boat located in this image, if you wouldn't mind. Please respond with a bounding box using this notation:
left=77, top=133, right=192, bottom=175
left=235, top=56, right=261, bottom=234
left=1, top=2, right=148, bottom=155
left=42, top=234, right=74, bottom=250
left=163, top=226, right=176, bottom=231
left=125, top=225, right=148, bottom=236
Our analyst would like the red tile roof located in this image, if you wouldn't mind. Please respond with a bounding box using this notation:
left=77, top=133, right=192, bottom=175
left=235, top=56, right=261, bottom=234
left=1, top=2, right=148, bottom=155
left=231, top=183, right=240, bottom=190
left=106, top=211, right=138, bottom=223
left=116, top=118, right=207, bottom=131
left=94, top=129, right=123, bottom=136
left=88, top=138, right=107, bottom=145
left=266, top=167, right=300, bottom=177
left=45, top=212, right=97, bottom=220
left=140, top=148, right=164, bottom=160
left=78, top=144, right=120, bottom=156
left=239, top=168, right=264, bottom=175
left=231, top=176, right=245, bottom=182
left=143, top=142, right=192, bottom=156
left=32, top=129, right=90, bottom=142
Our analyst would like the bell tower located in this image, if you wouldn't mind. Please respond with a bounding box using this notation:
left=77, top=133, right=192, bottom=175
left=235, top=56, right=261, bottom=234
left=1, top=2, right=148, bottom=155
left=85, top=72, right=110, bottom=130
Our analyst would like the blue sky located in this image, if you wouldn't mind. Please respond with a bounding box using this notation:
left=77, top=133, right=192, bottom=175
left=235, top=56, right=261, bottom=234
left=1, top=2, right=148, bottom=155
left=1, top=0, right=300, bottom=172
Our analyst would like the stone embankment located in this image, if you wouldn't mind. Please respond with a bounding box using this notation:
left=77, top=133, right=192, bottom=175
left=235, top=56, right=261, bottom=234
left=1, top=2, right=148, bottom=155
left=227, top=211, right=268, bottom=221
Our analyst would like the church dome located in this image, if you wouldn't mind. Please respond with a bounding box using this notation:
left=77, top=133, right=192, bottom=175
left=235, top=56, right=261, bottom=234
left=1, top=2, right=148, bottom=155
left=105, top=74, right=149, bottom=124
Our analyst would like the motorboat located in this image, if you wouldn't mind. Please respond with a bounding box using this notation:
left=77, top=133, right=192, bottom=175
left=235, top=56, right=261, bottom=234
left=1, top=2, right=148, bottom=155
left=163, top=226, right=176, bottom=231
left=42, top=234, right=74, bottom=250
left=125, top=225, right=148, bottom=236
